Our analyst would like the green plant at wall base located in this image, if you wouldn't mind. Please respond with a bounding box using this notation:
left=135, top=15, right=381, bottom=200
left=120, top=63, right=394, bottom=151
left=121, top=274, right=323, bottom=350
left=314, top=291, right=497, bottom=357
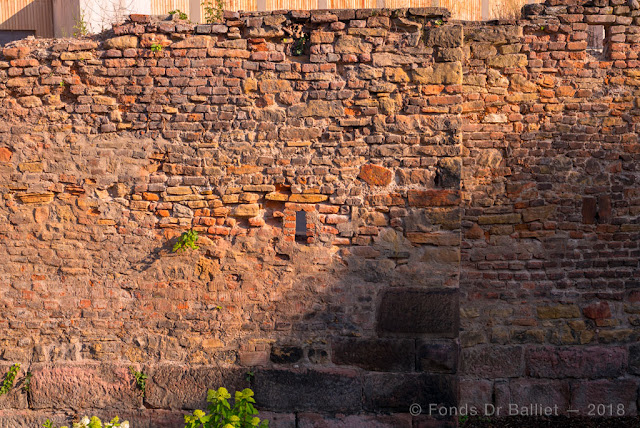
left=245, top=370, right=254, bottom=382
left=173, top=229, right=200, bottom=252
left=0, top=363, right=20, bottom=396
left=44, top=416, right=129, bottom=428
left=203, top=0, right=225, bottom=23
left=22, top=371, right=32, bottom=393
left=129, top=366, right=148, bottom=397
left=434, top=18, right=444, bottom=26
left=184, top=387, right=269, bottom=428
left=151, top=43, right=163, bottom=53
left=169, top=9, right=189, bottom=20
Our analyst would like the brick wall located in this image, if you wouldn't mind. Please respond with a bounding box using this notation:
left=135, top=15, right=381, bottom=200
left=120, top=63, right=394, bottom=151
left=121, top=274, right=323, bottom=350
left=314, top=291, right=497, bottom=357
left=0, top=1, right=638, bottom=426
left=460, top=0, right=640, bottom=416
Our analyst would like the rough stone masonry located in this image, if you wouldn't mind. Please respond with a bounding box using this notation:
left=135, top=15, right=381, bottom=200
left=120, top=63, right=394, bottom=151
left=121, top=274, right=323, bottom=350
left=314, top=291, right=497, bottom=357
left=0, top=0, right=638, bottom=426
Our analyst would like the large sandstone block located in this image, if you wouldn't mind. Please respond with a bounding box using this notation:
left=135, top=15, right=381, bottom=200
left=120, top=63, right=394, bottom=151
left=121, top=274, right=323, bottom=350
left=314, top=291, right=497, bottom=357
left=288, top=100, right=344, bottom=118
left=570, top=379, right=638, bottom=415
left=363, top=373, right=457, bottom=412
left=416, top=340, right=458, bottom=373
left=525, top=346, right=627, bottom=379
left=298, top=413, right=412, bottom=428
left=413, top=63, right=462, bottom=85
left=145, top=365, right=248, bottom=410
left=331, top=338, right=415, bottom=371
left=252, top=368, right=362, bottom=413
left=460, top=346, right=524, bottom=378
left=29, top=363, right=141, bottom=410
left=377, top=288, right=459, bottom=337
left=495, top=379, right=571, bottom=413
left=423, top=25, right=463, bottom=48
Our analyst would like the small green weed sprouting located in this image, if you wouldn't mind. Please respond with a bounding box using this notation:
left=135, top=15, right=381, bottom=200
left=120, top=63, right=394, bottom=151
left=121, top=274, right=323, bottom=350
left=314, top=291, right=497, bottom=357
left=43, top=420, right=53, bottom=428
left=169, top=9, right=189, bottom=20
left=151, top=43, right=163, bottom=53
left=0, top=363, right=20, bottom=396
left=173, top=229, right=199, bottom=252
left=184, top=387, right=269, bottom=428
left=59, top=81, right=65, bottom=88
left=129, top=366, right=148, bottom=397
left=458, top=414, right=469, bottom=424
left=22, top=371, right=32, bottom=393
left=73, top=11, right=89, bottom=37
left=245, top=370, right=254, bottom=382
left=540, top=25, right=545, bottom=31
left=292, top=35, right=307, bottom=56
left=434, top=18, right=444, bottom=26
left=203, top=0, right=225, bottom=23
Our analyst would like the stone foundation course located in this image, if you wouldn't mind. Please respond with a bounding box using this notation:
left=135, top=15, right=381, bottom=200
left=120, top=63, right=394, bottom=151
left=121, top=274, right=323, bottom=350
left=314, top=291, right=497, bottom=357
left=0, top=0, right=638, bottom=426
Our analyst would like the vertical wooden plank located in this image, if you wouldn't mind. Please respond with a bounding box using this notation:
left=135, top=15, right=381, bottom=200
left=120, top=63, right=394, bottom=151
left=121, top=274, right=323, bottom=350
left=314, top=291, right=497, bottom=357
left=481, top=0, right=489, bottom=20
left=189, top=0, right=201, bottom=22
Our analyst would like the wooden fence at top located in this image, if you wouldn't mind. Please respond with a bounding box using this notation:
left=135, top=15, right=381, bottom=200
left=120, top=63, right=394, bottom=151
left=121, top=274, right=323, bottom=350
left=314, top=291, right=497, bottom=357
left=150, top=0, right=541, bottom=21
left=0, top=0, right=53, bottom=37
left=0, top=0, right=541, bottom=41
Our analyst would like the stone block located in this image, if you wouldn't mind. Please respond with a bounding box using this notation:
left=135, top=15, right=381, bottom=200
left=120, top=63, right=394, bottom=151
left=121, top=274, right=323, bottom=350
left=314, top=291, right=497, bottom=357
left=298, top=413, right=412, bottom=428
left=525, top=346, right=627, bottom=379
left=270, top=346, right=303, bottom=364
left=413, top=63, right=462, bottom=85
left=495, top=379, right=570, bottom=414
left=29, top=363, right=140, bottom=410
left=145, top=365, right=248, bottom=410
left=331, top=338, right=415, bottom=371
left=377, top=288, right=459, bottom=337
left=252, top=368, right=361, bottom=413
left=288, top=100, right=344, bottom=118
left=416, top=340, right=458, bottom=373
left=459, top=379, right=492, bottom=409
left=358, top=164, right=393, bottom=186
left=460, top=346, right=524, bottom=378
left=407, top=190, right=460, bottom=207
left=363, top=373, right=457, bottom=412
left=424, top=25, right=463, bottom=48
left=103, top=35, right=138, bottom=50
left=570, top=379, right=638, bottom=415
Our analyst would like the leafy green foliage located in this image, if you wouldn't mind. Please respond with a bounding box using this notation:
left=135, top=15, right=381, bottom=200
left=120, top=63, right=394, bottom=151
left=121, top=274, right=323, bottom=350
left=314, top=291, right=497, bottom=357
left=434, top=18, right=444, bottom=26
left=22, top=371, right=32, bottom=393
left=292, top=35, right=307, bottom=56
left=43, top=416, right=129, bottom=428
left=184, top=387, right=269, bottom=428
left=173, top=229, right=200, bottom=252
left=203, top=0, right=225, bottom=23
left=129, top=366, right=148, bottom=397
left=0, top=363, right=20, bottom=396
left=151, top=43, right=163, bottom=53
left=169, top=9, right=189, bottom=20
left=73, top=11, right=89, bottom=37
